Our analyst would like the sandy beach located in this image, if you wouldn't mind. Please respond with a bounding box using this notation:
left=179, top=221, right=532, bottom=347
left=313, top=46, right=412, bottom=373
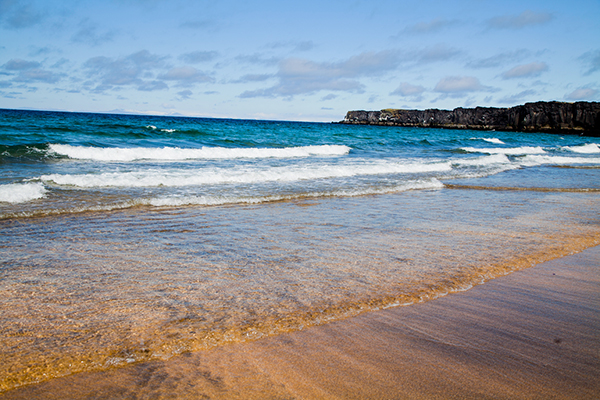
left=2, top=0, right=599, bottom=397
left=2, top=245, right=598, bottom=399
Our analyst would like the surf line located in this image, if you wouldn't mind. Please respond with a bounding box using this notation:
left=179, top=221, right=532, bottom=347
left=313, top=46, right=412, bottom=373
left=443, top=184, right=600, bottom=193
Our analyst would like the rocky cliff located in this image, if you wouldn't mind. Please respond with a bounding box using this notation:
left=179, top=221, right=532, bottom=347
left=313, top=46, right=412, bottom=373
left=340, top=101, right=600, bottom=136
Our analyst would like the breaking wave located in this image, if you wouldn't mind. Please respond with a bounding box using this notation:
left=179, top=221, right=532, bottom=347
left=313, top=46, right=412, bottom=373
left=461, top=146, right=546, bottom=155
left=48, top=144, right=352, bottom=161
left=40, top=160, right=452, bottom=188
left=481, top=138, right=505, bottom=144
left=563, top=143, right=600, bottom=154
left=0, top=182, right=46, bottom=203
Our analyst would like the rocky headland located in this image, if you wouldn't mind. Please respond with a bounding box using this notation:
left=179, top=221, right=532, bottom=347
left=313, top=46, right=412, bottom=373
left=339, top=101, right=600, bottom=136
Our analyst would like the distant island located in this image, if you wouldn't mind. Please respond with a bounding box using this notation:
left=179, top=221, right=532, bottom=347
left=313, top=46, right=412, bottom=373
left=339, top=101, right=600, bottom=136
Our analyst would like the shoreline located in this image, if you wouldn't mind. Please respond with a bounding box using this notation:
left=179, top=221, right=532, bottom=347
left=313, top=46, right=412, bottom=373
left=2, top=245, right=598, bottom=399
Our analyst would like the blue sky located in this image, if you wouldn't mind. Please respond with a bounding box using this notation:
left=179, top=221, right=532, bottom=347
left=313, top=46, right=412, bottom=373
left=0, top=0, right=599, bottom=121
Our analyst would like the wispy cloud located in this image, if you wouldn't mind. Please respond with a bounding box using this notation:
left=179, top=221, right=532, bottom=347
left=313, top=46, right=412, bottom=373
left=177, top=89, right=193, bottom=99
left=235, top=53, right=281, bottom=66
left=501, top=62, right=548, bottom=79
left=321, top=94, right=337, bottom=101
left=1, top=58, right=63, bottom=84
left=239, top=50, right=401, bottom=98
left=565, top=87, right=598, bottom=100
left=578, top=49, right=600, bottom=75
left=179, top=19, right=217, bottom=30
left=416, top=44, right=461, bottom=63
left=400, top=18, right=458, bottom=35
left=83, top=50, right=168, bottom=91
left=434, top=76, right=485, bottom=93
left=179, top=51, right=219, bottom=64
left=238, top=45, right=464, bottom=99
left=28, top=46, right=57, bottom=57
left=237, top=44, right=460, bottom=73
left=0, top=1, right=43, bottom=29
left=81, top=49, right=218, bottom=92
left=14, top=69, right=62, bottom=83
left=498, top=89, right=538, bottom=104
left=51, top=58, right=70, bottom=69
left=137, top=80, right=168, bottom=91
left=3, top=59, right=41, bottom=70
left=487, top=10, right=553, bottom=30
left=232, top=74, right=274, bottom=84
left=466, top=49, right=531, bottom=69
left=265, top=41, right=315, bottom=52
left=72, top=18, right=116, bottom=46
left=391, top=82, right=425, bottom=101
left=158, top=66, right=215, bottom=87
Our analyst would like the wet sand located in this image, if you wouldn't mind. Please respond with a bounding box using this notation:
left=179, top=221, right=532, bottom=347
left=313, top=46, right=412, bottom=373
left=2, top=246, right=599, bottom=399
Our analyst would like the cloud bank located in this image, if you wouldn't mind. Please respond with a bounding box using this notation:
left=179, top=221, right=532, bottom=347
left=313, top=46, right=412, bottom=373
left=240, top=51, right=401, bottom=98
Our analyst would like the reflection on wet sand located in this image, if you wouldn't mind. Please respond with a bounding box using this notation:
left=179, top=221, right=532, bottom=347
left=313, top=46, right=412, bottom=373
left=3, top=245, right=598, bottom=399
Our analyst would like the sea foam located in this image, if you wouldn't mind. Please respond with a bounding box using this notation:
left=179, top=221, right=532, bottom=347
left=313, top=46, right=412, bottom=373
left=39, top=160, right=452, bottom=188
left=48, top=144, right=351, bottom=161
left=461, top=146, right=546, bottom=155
left=455, top=154, right=511, bottom=166
left=0, top=182, right=46, bottom=203
left=146, top=179, right=445, bottom=207
left=521, top=155, right=600, bottom=166
left=563, top=143, right=600, bottom=154
left=482, top=138, right=505, bottom=144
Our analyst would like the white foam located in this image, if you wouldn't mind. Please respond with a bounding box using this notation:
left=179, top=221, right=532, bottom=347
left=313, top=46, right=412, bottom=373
left=482, top=138, right=505, bottom=144
left=146, top=179, right=445, bottom=207
left=0, top=182, right=47, bottom=203
left=40, top=160, right=452, bottom=188
left=563, top=143, right=600, bottom=154
left=48, top=144, right=352, bottom=161
left=455, top=154, right=511, bottom=166
left=461, top=146, right=546, bottom=155
left=520, top=155, right=600, bottom=166
left=0, top=179, right=445, bottom=218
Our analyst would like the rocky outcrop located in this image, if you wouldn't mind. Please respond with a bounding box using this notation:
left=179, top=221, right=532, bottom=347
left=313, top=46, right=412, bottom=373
left=340, top=102, right=600, bottom=136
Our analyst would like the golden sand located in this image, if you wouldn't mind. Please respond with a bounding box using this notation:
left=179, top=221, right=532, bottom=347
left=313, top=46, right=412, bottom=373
left=2, top=246, right=598, bottom=399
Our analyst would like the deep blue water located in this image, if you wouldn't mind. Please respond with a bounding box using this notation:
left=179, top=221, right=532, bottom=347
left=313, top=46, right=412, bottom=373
left=1, top=108, right=599, bottom=217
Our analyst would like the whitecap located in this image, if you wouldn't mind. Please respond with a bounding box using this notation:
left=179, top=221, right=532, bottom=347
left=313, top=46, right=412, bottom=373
left=563, top=143, right=600, bottom=154
left=48, top=144, right=352, bottom=161
left=0, top=182, right=47, bottom=203
left=39, top=160, right=452, bottom=188
left=482, top=138, right=505, bottom=144
left=455, top=154, right=511, bottom=167
left=461, top=146, right=545, bottom=155
left=520, top=155, right=600, bottom=166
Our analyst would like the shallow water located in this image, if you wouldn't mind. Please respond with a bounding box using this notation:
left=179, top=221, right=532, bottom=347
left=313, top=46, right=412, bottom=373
left=2, top=188, right=599, bottom=391
left=1, top=109, right=600, bottom=391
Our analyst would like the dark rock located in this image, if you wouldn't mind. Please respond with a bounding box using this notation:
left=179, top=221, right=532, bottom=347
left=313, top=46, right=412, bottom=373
left=339, top=101, right=600, bottom=136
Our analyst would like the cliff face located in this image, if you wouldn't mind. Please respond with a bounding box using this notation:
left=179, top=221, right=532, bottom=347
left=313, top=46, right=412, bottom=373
left=340, top=102, right=600, bottom=136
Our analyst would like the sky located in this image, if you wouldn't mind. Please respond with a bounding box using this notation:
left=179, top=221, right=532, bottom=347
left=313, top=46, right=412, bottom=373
left=0, top=0, right=599, bottom=122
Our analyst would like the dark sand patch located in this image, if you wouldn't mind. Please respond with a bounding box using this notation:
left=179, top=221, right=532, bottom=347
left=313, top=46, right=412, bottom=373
left=2, top=246, right=599, bottom=399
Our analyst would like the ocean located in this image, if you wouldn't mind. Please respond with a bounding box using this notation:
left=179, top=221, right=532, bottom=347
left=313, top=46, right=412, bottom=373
left=1, top=108, right=600, bottom=392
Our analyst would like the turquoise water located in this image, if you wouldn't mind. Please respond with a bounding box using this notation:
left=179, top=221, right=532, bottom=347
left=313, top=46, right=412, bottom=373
left=1, top=109, right=600, bottom=391
left=2, top=109, right=599, bottom=217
